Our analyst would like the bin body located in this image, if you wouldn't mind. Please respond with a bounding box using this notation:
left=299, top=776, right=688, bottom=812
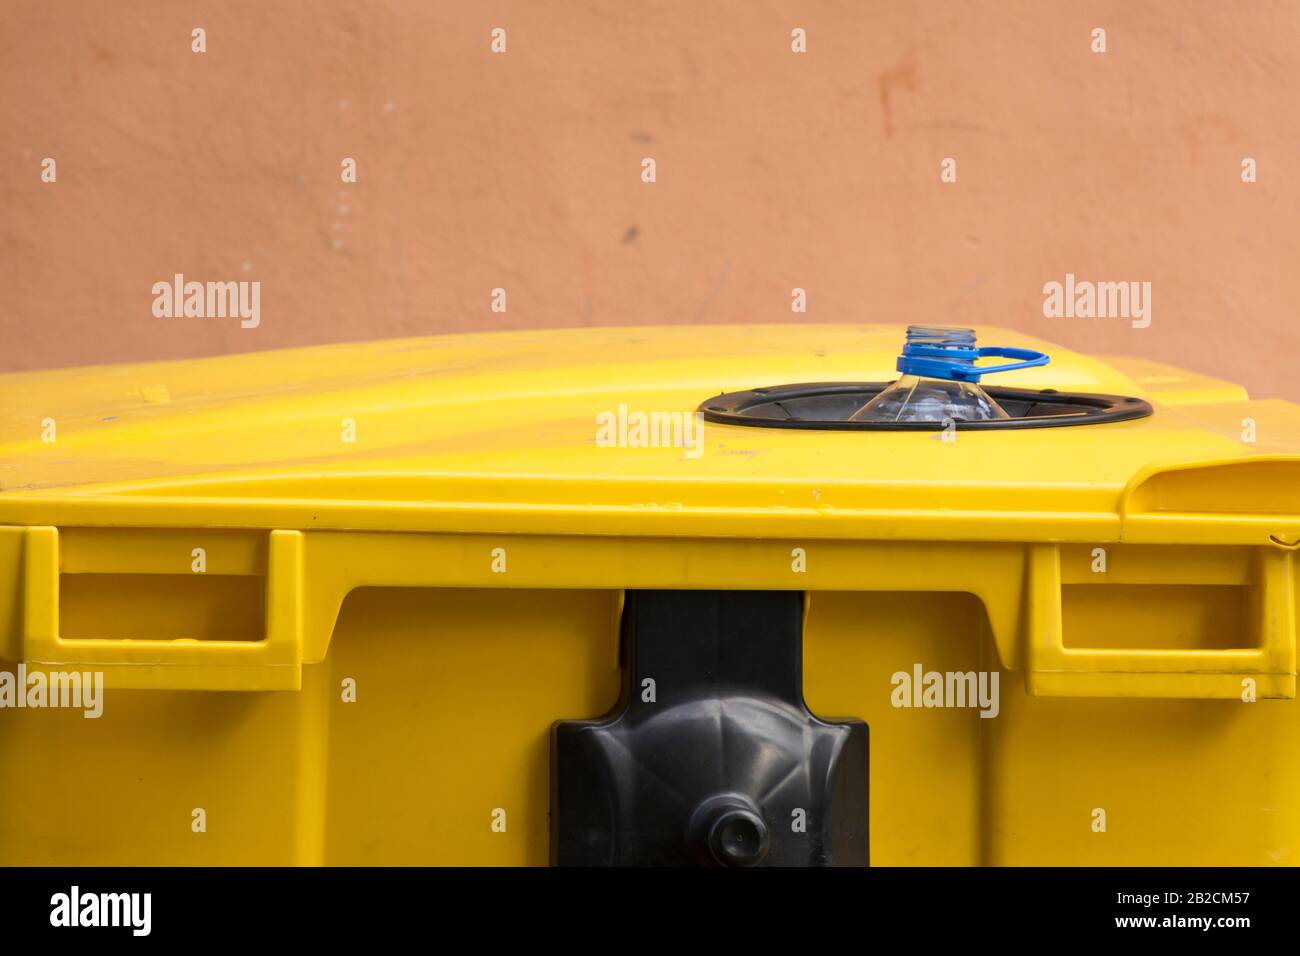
left=0, top=325, right=1297, bottom=865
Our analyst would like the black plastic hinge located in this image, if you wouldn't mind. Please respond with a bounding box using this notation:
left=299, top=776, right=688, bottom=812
left=551, top=590, right=868, bottom=866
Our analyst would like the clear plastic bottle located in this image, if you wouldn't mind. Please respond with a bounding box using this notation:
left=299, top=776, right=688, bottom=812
left=850, top=374, right=1009, bottom=423
left=850, top=326, right=1046, bottom=424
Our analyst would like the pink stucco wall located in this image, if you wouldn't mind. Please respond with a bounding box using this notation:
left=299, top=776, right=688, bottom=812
left=3, top=1, right=1298, bottom=398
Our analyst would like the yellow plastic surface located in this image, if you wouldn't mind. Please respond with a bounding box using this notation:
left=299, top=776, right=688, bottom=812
left=0, top=324, right=1297, bottom=864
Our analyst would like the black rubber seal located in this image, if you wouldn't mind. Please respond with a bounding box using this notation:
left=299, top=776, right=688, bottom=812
left=698, top=382, right=1154, bottom=431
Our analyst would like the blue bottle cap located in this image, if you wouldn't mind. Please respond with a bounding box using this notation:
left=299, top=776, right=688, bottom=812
left=896, top=325, right=1049, bottom=383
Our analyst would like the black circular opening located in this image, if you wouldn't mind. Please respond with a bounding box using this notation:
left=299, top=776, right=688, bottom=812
left=707, top=809, right=770, bottom=867
left=698, top=382, right=1154, bottom=431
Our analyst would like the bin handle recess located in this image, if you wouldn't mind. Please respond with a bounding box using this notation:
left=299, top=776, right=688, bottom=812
left=1024, top=544, right=1296, bottom=699
left=21, top=526, right=303, bottom=691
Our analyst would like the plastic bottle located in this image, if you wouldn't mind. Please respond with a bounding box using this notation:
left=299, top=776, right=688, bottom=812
left=850, top=326, right=1049, bottom=424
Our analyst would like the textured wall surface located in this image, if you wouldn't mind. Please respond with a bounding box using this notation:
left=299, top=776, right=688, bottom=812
left=3, top=1, right=1298, bottom=398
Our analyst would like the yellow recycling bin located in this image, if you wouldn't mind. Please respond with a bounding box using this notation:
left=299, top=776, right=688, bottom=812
left=0, top=323, right=1296, bottom=866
